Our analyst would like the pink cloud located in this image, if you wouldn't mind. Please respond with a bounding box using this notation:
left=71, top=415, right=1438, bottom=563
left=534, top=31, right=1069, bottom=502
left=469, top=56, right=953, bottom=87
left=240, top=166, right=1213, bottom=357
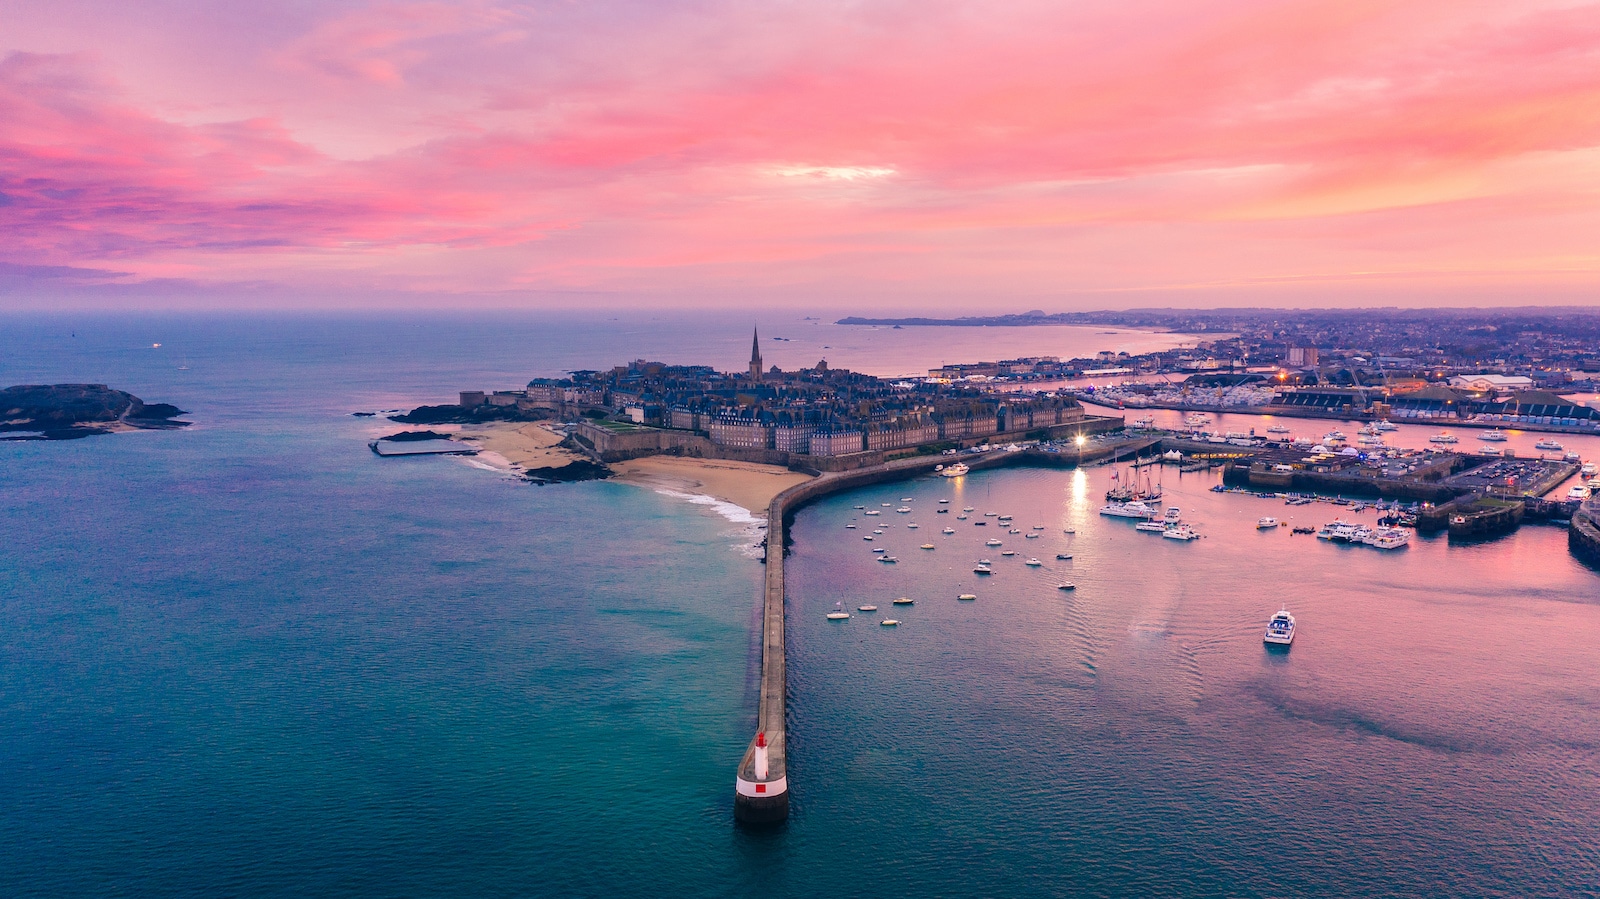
left=1, top=0, right=1598, bottom=307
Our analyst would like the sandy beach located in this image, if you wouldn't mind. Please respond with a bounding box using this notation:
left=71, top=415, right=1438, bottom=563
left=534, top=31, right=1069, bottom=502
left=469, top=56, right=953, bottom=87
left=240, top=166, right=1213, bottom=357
left=452, top=421, right=584, bottom=471
left=611, top=456, right=813, bottom=514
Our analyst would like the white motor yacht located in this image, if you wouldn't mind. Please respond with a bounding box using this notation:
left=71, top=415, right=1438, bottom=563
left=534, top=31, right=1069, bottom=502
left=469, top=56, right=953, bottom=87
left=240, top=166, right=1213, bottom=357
left=1162, top=524, right=1199, bottom=541
left=1479, top=429, right=1508, bottom=442
left=986, top=538, right=1003, bottom=546
left=1025, top=558, right=1042, bottom=566
left=1429, top=433, right=1458, bottom=444
left=1057, top=582, right=1076, bottom=590
left=1569, top=485, right=1592, bottom=500
left=940, top=463, right=969, bottom=477
left=1099, top=500, right=1158, bottom=520
left=1583, top=463, right=1598, bottom=477
left=1264, top=609, right=1295, bottom=645
left=942, top=527, right=956, bottom=534
left=1257, top=517, right=1280, bottom=529
left=1535, top=439, right=1564, bottom=451
left=1376, top=420, right=1399, bottom=432
left=973, top=565, right=993, bottom=575
left=1267, top=425, right=1291, bottom=434
left=1365, top=527, right=1412, bottom=550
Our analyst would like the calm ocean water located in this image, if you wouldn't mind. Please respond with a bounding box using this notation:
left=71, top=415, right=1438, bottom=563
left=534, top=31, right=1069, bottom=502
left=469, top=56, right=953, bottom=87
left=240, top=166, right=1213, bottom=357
left=2, top=312, right=1598, bottom=897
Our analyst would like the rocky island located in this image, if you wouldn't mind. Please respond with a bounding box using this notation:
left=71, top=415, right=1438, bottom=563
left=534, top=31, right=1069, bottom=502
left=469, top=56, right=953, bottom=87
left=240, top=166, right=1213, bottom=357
left=1, top=384, right=191, bottom=440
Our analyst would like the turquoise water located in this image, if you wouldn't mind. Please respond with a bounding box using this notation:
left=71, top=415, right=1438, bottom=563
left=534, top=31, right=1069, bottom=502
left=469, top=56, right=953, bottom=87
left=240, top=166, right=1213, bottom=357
left=3, top=313, right=1599, bottom=897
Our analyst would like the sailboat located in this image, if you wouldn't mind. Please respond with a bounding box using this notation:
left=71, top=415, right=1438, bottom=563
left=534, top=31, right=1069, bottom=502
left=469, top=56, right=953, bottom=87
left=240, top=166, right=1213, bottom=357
left=826, top=602, right=850, bottom=620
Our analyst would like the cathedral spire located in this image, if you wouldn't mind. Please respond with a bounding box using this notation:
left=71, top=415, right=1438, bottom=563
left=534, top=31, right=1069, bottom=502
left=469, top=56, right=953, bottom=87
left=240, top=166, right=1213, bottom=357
left=749, top=326, right=763, bottom=380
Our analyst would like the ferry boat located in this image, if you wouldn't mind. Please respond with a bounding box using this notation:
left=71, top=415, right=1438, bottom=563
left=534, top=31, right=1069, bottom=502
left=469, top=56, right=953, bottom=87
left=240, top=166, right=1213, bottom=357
left=1478, top=429, right=1508, bottom=442
left=1480, top=448, right=1502, bottom=457
left=1135, top=521, right=1167, bottom=532
left=1323, top=430, right=1347, bottom=443
left=826, top=603, right=850, bottom=620
left=1257, top=517, right=1279, bottom=529
left=1162, top=524, right=1199, bottom=541
left=1263, top=610, right=1295, bottom=646
left=1099, top=500, right=1158, bottom=520
left=1184, top=413, right=1210, bottom=427
left=1428, top=433, right=1458, bottom=444
left=1364, top=527, right=1412, bottom=550
left=1535, top=439, right=1564, bottom=451
left=940, top=463, right=970, bottom=478
left=1266, top=425, right=1291, bottom=434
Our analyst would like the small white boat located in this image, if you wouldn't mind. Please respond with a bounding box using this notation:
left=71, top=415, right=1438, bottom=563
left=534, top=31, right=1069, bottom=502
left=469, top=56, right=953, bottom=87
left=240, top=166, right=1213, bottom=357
left=963, top=507, right=975, bottom=512
left=939, top=499, right=950, bottom=504
left=896, top=507, right=912, bottom=513
left=1569, top=485, right=1592, bottom=500
left=907, top=523, right=919, bottom=529
left=880, top=619, right=900, bottom=627
left=1583, top=463, right=1598, bottom=477
left=1324, top=430, right=1347, bottom=443
left=854, top=505, right=865, bottom=510
left=942, top=527, right=955, bottom=534
left=1375, top=420, right=1398, bottom=432
left=921, top=543, right=936, bottom=550
left=986, top=538, right=1003, bottom=546
left=872, top=547, right=886, bottom=553
left=984, top=511, right=999, bottom=517
left=873, top=529, right=883, bottom=534
left=1057, top=582, right=1076, bottom=591
left=1480, top=448, right=1502, bottom=457
left=936, top=508, right=949, bottom=513
left=1135, top=521, right=1168, bottom=533
left=901, top=498, right=913, bottom=502
left=1056, top=553, right=1072, bottom=560
left=879, top=555, right=899, bottom=563
left=1535, top=439, right=1564, bottom=451
left=1264, top=609, right=1295, bottom=645
left=858, top=605, right=878, bottom=612
left=826, top=602, right=850, bottom=620
left=1032, top=525, right=1045, bottom=530
left=958, top=593, right=977, bottom=601
left=865, top=509, right=881, bottom=516
left=1063, top=528, right=1076, bottom=534
left=1000, top=550, right=1017, bottom=556
left=863, top=535, right=874, bottom=541
left=1257, top=517, right=1280, bottom=530
left=892, top=596, right=915, bottom=605
left=1025, top=558, right=1042, bottom=566
left=940, top=463, right=970, bottom=478
left=1162, top=524, right=1199, bottom=541
left=974, top=565, right=993, bottom=575
left=957, top=514, right=969, bottom=520
left=1478, top=429, right=1508, bottom=442
left=1025, top=533, right=1040, bottom=539
left=1008, top=529, right=1022, bottom=535
left=845, top=524, right=856, bottom=529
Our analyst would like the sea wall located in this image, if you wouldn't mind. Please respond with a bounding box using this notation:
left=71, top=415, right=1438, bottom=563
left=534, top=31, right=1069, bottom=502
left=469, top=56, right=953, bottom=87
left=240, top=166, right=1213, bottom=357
left=1571, top=501, right=1600, bottom=569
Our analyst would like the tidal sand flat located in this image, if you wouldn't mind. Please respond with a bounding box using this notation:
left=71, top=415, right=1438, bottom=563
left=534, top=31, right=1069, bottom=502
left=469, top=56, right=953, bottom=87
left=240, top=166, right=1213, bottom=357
left=612, top=456, right=814, bottom=514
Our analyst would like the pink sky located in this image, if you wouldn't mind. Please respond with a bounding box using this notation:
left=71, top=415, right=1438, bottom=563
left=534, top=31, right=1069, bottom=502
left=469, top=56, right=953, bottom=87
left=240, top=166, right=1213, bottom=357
left=2, top=0, right=1599, bottom=310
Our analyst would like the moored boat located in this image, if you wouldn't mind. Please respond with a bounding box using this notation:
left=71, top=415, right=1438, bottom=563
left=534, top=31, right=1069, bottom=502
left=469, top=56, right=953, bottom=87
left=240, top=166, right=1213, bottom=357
left=1264, top=609, right=1295, bottom=645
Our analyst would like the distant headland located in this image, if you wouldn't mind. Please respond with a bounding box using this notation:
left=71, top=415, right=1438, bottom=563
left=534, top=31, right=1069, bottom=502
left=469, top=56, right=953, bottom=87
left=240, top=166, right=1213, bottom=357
left=1, top=384, right=190, bottom=440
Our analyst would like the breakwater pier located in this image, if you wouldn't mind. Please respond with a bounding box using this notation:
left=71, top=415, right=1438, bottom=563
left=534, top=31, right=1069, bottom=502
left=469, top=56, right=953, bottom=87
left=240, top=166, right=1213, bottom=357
left=732, top=436, right=1139, bottom=823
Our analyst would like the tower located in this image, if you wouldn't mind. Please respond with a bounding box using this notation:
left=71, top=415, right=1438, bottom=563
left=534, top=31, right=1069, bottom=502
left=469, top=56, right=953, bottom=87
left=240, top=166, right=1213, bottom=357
left=749, top=327, right=763, bottom=380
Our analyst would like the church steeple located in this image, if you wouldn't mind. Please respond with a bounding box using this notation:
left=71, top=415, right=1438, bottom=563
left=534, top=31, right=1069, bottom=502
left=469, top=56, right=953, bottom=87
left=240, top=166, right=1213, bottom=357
left=749, top=326, right=763, bottom=380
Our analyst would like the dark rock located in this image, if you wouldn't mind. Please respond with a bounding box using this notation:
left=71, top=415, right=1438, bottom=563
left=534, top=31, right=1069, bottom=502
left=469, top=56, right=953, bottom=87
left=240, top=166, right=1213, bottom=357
left=376, top=430, right=456, bottom=443
left=0, top=383, right=189, bottom=433
left=522, top=459, right=612, bottom=484
left=388, top=404, right=547, bottom=425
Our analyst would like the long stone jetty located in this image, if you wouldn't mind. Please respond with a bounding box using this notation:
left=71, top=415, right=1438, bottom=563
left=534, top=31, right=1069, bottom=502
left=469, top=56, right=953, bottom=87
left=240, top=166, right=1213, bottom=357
left=732, top=437, right=1142, bottom=824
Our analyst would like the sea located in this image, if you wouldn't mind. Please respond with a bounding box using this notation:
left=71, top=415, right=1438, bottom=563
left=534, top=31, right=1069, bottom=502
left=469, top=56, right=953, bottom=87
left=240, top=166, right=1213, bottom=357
left=2, top=311, right=1598, bottom=898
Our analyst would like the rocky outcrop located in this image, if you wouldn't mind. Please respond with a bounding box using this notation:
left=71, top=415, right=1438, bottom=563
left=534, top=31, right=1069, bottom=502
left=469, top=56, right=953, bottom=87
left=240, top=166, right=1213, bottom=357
left=1, top=384, right=190, bottom=440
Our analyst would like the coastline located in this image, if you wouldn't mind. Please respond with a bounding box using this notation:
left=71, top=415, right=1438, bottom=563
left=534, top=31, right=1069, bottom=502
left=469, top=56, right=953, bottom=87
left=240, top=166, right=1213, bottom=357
left=611, top=456, right=814, bottom=516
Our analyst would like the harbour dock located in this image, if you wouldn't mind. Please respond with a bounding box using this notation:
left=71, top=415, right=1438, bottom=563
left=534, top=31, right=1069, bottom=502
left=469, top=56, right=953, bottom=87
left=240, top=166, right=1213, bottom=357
left=732, top=434, right=1142, bottom=824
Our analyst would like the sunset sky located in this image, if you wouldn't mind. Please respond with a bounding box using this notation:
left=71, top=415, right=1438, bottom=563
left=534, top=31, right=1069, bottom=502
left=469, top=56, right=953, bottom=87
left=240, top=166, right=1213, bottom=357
left=3, top=0, right=1599, bottom=310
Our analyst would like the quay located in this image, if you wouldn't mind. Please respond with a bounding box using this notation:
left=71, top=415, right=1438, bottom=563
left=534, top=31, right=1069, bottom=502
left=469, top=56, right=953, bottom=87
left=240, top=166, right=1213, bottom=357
left=732, top=432, right=1141, bottom=824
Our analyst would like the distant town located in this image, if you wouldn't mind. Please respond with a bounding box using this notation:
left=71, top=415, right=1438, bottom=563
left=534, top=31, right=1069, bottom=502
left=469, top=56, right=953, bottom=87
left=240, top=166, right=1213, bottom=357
left=438, top=309, right=1600, bottom=470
